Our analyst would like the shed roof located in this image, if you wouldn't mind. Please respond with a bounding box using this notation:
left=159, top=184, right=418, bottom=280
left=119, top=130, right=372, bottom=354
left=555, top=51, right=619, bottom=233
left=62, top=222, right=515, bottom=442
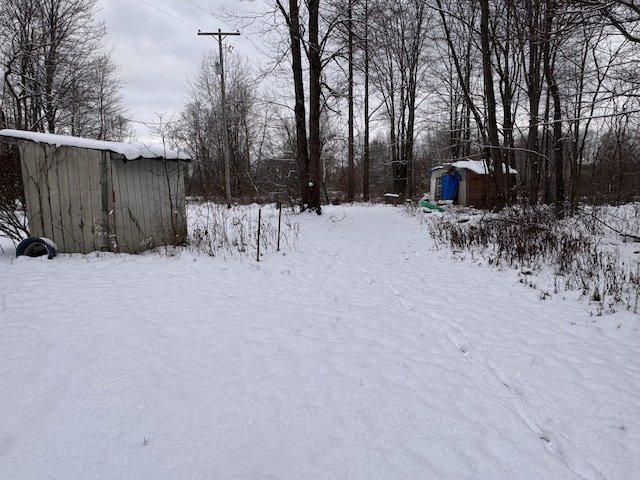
left=451, top=160, right=490, bottom=174
left=0, top=129, right=190, bottom=162
left=431, top=159, right=517, bottom=175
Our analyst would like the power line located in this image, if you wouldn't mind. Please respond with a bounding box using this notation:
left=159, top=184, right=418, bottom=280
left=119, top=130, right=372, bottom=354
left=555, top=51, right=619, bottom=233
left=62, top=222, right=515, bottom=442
left=186, top=0, right=263, bottom=54
left=187, top=0, right=213, bottom=16
left=186, top=0, right=236, bottom=30
left=139, top=0, right=199, bottom=30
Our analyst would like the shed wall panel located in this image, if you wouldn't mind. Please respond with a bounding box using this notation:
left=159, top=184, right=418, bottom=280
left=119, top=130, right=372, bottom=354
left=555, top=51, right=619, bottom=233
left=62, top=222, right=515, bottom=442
left=46, top=147, right=66, bottom=250
left=62, top=146, right=84, bottom=252
left=106, top=159, right=118, bottom=252
left=123, top=160, right=140, bottom=252
left=131, top=159, right=148, bottom=251
left=111, top=158, right=131, bottom=252
left=52, top=146, right=102, bottom=253
left=20, top=142, right=41, bottom=236
left=151, top=161, right=169, bottom=242
left=153, top=160, right=187, bottom=245
left=111, top=158, right=162, bottom=253
left=138, top=160, right=155, bottom=247
left=124, top=159, right=140, bottom=252
left=74, top=147, right=99, bottom=252
left=32, top=144, right=54, bottom=239
left=84, top=148, right=104, bottom=252
left=430, top=170, right=443, bottom=203
left=110, top=158, right=187, bottom=252
left=467, top=174, right=495, bottom=208
left=20, top=142, right=44, bottom=237
left=110, top=158, right=124, bottom=252
left=458, top=170, right=468, bottom=206
left=173, top=161, right=187, bottom=241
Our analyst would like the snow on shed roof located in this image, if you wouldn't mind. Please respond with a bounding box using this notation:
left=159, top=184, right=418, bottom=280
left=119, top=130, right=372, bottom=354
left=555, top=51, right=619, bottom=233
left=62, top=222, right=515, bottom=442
left=0, top=129, right=190, bottom=162
left=451, top=160, right=490, bottom=174
left=431, top=159, right=517, bottom=175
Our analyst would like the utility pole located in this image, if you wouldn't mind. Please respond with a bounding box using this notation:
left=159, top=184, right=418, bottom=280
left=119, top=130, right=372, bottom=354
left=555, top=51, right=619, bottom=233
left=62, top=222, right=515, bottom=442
left=198, top=29, right=240, bottom=207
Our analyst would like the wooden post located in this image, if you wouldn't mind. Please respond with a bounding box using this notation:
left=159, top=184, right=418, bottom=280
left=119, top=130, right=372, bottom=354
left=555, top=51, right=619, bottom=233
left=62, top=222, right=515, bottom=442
left=256, top=208, right=262, bottom=262
left=277, top=201, right=282, bottom=252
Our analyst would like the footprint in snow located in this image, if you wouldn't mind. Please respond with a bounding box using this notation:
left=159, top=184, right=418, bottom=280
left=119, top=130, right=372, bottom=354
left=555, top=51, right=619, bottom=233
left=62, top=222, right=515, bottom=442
left=446, top=330, right=472, bottom=358
left=396, top=296, right=414, bottom=311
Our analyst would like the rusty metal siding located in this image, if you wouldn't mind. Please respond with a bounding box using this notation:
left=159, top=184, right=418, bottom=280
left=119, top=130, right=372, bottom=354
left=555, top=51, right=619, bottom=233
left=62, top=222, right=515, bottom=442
left=16, top=139, right=186, bottom=254
left=109, top=157, right=186, bottom=253
left=19, top=143, right=105, bottom=253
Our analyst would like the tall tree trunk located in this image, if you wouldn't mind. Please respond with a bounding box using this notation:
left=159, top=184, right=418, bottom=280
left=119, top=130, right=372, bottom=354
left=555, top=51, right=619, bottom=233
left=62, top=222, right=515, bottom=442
left=525, top=0, right=543, bottom=203
left=307, top=0, right=322, bottom=212
left=404, top=1, right=424, bottom=200
left=480, top=0, right=505, bottom=207
left=406, top=72, right=416, bottom=200
left=543, top=0, right=565, bottom=216
left=362, top=0, right=370, bottom=202
left=347, top=1, right=355, bottom=202
left=277, top=0, right=310, bottom=207
left=496, top=2, right=517, bottom=202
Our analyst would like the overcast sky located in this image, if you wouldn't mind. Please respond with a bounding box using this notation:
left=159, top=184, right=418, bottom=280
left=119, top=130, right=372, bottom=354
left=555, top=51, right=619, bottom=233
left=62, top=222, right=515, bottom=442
left=95, top=0, right=265, bottom=140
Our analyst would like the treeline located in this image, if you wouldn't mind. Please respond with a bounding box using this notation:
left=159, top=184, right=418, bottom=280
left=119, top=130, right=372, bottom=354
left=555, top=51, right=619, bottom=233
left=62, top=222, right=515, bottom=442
left=173, top=0, right=640, bottom=209
left=0, top=0, right=128, bottom=139
left=2, top=0, right=640, bottom=212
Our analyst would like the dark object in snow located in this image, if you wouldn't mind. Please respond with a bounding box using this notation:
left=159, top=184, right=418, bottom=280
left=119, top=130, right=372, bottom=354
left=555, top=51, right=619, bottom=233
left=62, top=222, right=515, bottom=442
left=16, top=237, right=57, bottom=259
left=384, top=192, right=403, bottom=206
left=418, top=194, right=445, bottom=212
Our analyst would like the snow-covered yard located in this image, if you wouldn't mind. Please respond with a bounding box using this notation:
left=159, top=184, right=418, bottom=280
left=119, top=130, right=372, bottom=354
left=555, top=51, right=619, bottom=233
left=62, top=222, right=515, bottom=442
left=1, top=204, right=638, bottom=479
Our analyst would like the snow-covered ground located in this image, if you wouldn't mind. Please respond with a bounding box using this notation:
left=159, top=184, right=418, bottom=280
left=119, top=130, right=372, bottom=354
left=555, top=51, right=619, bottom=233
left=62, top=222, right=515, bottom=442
left=1, top=204, right=638, bottom=479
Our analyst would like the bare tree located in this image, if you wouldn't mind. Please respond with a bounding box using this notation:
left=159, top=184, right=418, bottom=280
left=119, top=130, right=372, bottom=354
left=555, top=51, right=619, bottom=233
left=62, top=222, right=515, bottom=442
left=362, top=0, right=371, bottom=202
left=429, top=1, right=478, bottom=161
left=0, top=0, right=127, bottom=244
left=434, top=0, right=487, bottom=155
left=368, top=0, right=432, bottom=198
left=581, top=0, right=640, bottom=43
left=588, top=110, right=640, bottom=203
left=0, top=0, right=125, bottom=136
left=0, top=110, right=29, bottom=244
left=479, top=0, right=506, bottom=207
left=511, top=0, right=546, bottom=201
left=67, top=53, right=129, bottom=141
left=275, top=0, right=312, bottom=209
left=210, top=0, right=640, bottom=207
left=181, top=51, right=261, bottom=201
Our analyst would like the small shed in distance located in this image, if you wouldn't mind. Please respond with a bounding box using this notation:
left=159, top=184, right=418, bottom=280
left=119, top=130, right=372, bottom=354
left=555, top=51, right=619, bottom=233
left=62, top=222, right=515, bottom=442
left=429, top=159, right=517, bottom=209
left=0, top=129, right=190, bottom=254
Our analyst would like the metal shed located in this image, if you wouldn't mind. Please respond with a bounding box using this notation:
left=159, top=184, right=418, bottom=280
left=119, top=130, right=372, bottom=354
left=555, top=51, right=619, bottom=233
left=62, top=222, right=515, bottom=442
left=0, top=129, right=190, bottom=254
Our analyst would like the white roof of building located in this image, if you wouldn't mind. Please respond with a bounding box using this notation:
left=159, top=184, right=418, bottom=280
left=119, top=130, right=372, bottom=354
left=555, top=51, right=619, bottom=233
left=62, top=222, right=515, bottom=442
left=0, top=129, right=190, bottom=161
left=451, top=160, right=489, bottom=174
left=432, top=159, right=517, bottom=175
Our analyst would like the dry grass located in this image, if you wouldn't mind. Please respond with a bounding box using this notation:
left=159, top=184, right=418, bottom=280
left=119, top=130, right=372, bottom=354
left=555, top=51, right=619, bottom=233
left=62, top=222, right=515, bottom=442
left=410, top=203, right=640, bottom=314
